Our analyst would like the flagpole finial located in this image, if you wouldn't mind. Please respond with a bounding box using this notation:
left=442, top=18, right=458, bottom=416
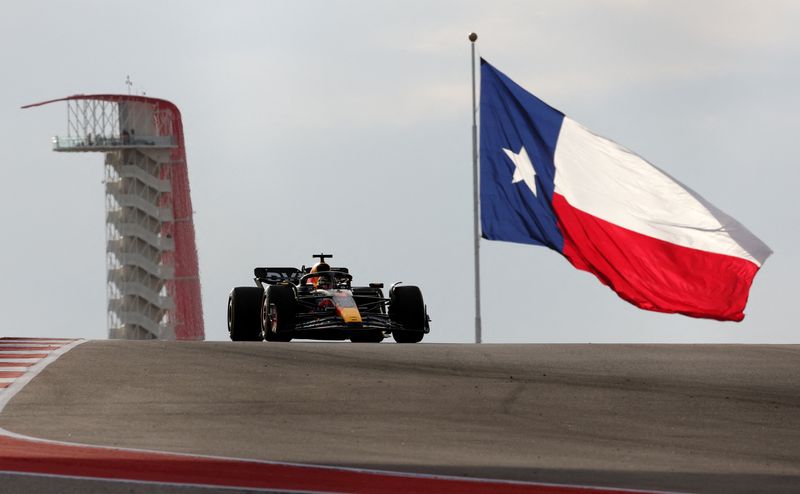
left=468, top=32, right=478, bottom=42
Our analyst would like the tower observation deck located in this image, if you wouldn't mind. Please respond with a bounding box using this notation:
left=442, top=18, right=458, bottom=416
left=24, top=95, right=204, bottom=340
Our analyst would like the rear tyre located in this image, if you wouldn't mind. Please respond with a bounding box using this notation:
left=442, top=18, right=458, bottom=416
left=262, top=285, right=296, bottom=342
left=389, top=285, right=426, bottom=344
left=228, top=287, right=264, bottom=341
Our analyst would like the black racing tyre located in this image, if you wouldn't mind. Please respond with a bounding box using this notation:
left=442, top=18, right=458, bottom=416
left=392, top=329, right=424, bottom=344
left=389, top=285, right=426, bottom=344
left=262, top=284, right=296, bottom=342
left=228, top=287, right=264, bottom=341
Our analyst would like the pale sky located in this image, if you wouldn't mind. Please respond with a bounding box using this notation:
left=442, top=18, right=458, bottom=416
left=1, top=1, right=797, bottom=343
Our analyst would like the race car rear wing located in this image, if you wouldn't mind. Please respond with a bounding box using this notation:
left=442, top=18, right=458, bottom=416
left=254, top=267, right=302, bottom=285
left=255, top=266, right=351, bottom=285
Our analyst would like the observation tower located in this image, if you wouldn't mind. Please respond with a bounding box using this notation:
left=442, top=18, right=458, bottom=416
left=24, top=95, right=204, bottom=340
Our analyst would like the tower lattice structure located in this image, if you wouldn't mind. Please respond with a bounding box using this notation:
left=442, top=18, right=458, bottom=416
left=24, top=95, right=204, bottom=340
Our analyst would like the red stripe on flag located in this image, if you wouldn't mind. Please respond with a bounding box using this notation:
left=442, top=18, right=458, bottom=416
left=553, top=193, right=759, bottom=321
left=0, top=383, right=9, bottom=388
left=0, top=354, right=48, bottom=359
left=0, top=362, right=34, bottom=367
left=0, top=371, right=24, bottom=378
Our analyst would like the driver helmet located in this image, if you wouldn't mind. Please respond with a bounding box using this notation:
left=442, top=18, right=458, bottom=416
left=309, top=261, right=331, bottom=289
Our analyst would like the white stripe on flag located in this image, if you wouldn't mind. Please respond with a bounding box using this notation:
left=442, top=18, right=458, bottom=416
left=553, top=117, right=772, bottom=265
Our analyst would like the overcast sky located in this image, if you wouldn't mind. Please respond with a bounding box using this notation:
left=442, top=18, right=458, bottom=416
left=1, top=1, right=797, bottom=343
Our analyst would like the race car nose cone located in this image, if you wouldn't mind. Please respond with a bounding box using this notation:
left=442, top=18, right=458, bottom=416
left=338, top=307, right=362, bottom=324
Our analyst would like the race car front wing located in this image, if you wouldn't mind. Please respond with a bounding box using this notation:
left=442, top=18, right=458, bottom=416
left=292, top=313, right=404, bottom=332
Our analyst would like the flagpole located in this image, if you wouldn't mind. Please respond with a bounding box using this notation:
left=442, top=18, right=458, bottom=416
left=469, top=32, right=482, bottom=344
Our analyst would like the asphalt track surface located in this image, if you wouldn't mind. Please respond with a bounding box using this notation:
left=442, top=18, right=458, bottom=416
left=1, top=341, right=799, bottom=493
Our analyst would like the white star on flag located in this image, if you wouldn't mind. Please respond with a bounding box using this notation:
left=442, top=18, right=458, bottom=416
left=503, top=146, right=538, bottom=197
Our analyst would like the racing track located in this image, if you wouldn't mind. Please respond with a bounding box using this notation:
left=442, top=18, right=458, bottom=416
left=1, top=340, right=799, bottom=493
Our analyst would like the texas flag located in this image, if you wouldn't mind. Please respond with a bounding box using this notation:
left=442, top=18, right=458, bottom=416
left=479, top=59, right=772, bottom=321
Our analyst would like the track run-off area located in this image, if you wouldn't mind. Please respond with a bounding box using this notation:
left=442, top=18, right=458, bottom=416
left=0, top=338, right=799, bottom=493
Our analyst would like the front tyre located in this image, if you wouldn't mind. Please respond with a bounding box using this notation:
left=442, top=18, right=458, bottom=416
left=389, top=285, right=426, bottom=344
left=262, top=284, right=296, bottom=342
left=228, top=287, right=264, bottom=341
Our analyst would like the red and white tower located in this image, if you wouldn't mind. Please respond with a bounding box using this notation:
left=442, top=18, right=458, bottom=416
left=24, top=95, right=204, bottom=340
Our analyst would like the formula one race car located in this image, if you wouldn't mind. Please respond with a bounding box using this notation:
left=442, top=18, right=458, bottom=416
left=227, top=254, right=430, bottom=343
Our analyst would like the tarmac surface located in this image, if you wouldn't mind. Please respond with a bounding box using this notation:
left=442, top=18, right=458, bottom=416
left=1, top=341, right=799, bottom=493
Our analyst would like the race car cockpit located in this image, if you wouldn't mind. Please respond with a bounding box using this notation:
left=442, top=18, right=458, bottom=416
left=300, top=271, right=353, bottom=291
